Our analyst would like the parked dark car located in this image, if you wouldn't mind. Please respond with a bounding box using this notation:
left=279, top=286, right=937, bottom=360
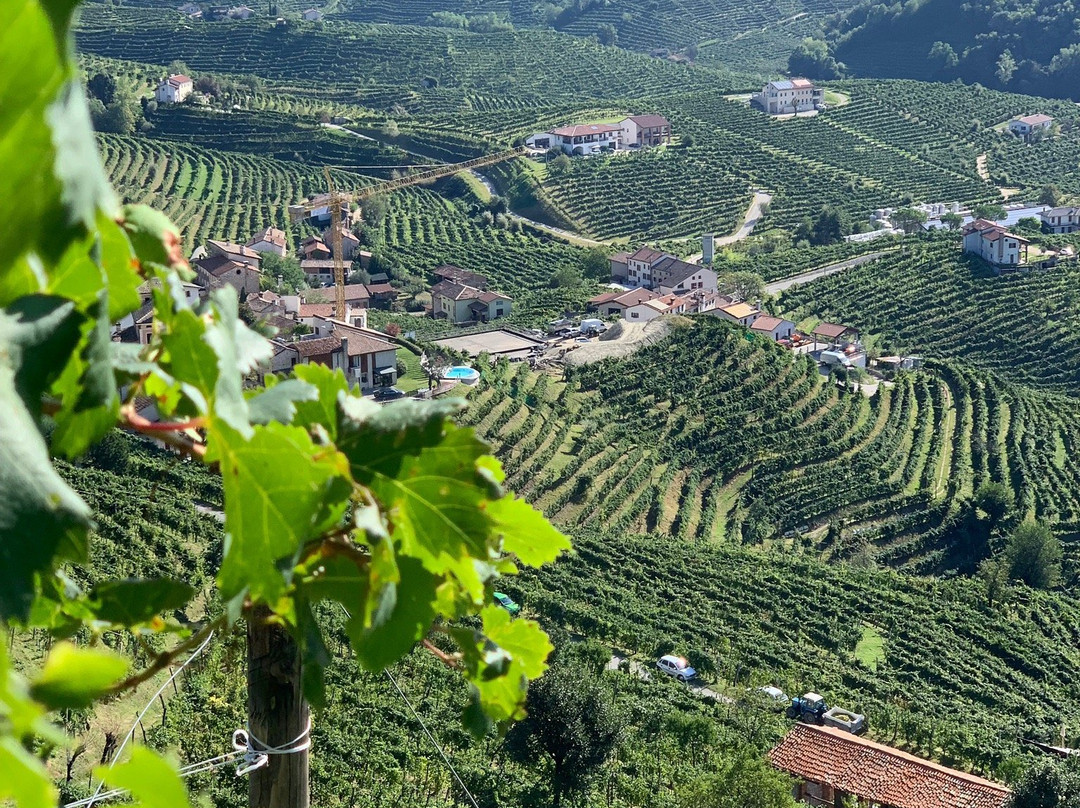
left=374, top=387, right=406, bottom=401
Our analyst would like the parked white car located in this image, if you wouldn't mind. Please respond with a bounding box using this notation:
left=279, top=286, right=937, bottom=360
left=656, top=655, right=696, bottom=682
left=758, top=685, right=789, bottom=703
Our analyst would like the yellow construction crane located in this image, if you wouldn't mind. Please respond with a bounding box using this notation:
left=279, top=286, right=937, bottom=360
left=289, top=147, right=526, bottom=322
left=321, top=166, right=347, bottom=321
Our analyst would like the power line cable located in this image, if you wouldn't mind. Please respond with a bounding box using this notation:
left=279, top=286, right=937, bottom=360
left=336, top=604, right=482, bottom=808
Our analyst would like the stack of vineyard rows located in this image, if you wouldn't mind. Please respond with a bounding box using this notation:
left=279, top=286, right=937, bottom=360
left=98, top=134, right=361, bottom=251
left=469, top=318, right=1080, bottom=571
left=833, top=80, right=1080, bottom=194
left=519, top=528, right=1080, bottom=772
left=75, top=6, right=719, bottom=108
left=540, top=146, right=752, bottom=240
left=780, top=239, right=1080, bottom=395
left=372, top=186, right=591, bottom=317
left=660, top=93, right=996, bottom=225
left=147, top=107, right=413, bottom=170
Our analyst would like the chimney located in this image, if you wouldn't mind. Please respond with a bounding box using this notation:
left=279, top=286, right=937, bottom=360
left=702, top=233, right=714, bottom=265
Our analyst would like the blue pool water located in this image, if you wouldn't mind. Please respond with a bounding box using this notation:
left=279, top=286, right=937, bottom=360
left=444, top=366, right=480, bottom=380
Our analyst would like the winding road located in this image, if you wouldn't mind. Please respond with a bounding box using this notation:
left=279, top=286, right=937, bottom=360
left=764, top=251, right=886, bottom=295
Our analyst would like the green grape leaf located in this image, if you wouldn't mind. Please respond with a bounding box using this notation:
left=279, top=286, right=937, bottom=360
left=29, top=642, right=127, bottom=710
left=296, top=598, right=330, bottom=710
left=0, top=0, right=66, bottom=278
left=50, top=291, right=121, bottom=458
left=0, top=298, right=91, bottom=620
left=352, top=553, right=438, bottom=672
left=96, top=212, right=143, bottom=321
left=96, top=747, right=189, bottom=808
left=119, top=204, right=186, bottom=272
left=451, top=607, right=553, bottom=734
left=340, top=415, right=497, bottom=601
left=290, top=363, right=349, bottom=440
left=208, top=422, right=352, bottom=602
left=247, top=379, right=318, bottom=425
left=0, top=738, right=55, bottom=808
left=90, top=578, right=194, bottom=626
left=486, top=495, right=571, bottom=568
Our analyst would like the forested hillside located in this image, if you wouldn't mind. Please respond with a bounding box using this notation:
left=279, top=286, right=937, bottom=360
left=827, top=0, right=1080, bottom=100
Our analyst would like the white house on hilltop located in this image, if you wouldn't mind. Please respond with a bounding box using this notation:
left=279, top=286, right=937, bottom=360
left=754, top=78, right=824, bottom=115
left=526, top=114, right=671, bottom=155
left=962, top=219, right=1029, bottom=268
left=1008, top=114, right=1053, bottom=140
left=301, top=8, right=323, bottom=20
left=156, top=74, right=193, bottom=104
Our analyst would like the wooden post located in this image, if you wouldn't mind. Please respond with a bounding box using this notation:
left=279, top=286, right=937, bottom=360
left=247, top=605, right=310, bottom=808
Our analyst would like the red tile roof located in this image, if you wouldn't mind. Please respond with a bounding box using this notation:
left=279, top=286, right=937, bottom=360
left=549, top=123, right=622, bottom=138
left=626, top=114, right=669, bottom=128
left=750, top=315, right=784, bottom=332
left=769, top=725, right=1009, bottom=808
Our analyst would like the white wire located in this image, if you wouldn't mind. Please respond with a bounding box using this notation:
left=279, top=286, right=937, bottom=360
left=64, top=704, right=313, bottom=808
left=336, top=603, right=482, bottom=808
left=80, top=630, right=217, bottom=808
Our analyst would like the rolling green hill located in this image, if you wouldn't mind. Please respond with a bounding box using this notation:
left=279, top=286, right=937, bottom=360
left=464, top=316, right=1080, bottom=574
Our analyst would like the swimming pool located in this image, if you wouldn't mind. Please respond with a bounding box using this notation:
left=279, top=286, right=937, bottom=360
left=443, top=366, right=481, bottom=384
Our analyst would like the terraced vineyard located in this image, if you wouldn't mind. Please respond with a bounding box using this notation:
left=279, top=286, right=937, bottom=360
left=464, top=317, right=1080, bottom=574
left=98, top=133, right=364, bottom=251
left=780, top=239, right=1080, bottom=395
left=518, top=527, right=1080, bottom=774
left=372, top=185, right=599, bottom=319
left=146, top=106, right=415, bottom=172
left=75, top=6, right=723, bottom=113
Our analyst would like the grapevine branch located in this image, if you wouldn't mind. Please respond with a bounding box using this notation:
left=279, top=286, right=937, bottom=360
left=106, top=615, right=226, bottom=696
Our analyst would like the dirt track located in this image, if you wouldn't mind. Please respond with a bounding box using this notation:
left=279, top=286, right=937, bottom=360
left=563, top=318, right=677, bottom=365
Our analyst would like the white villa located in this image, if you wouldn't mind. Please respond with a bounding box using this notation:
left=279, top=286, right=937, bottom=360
left=301, top=8, right=323, bottom=20
left=754, top=78, right=824, bottom=115
left=610, top=246, right=718, bottom=293
left=155, top=74, right=193, bottom=104
left=1008, top=114, right=1053, bottom=140
left=526, top=114, right=671, bottom=155
left=962, top=219, right=1029, bottom=268
left=1041, top=206, right=1080, bottom=234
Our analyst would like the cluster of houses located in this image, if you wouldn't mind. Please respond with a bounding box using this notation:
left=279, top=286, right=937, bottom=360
left=114, top=225, right=405, bottom=393
left=525, top=114, right=671, bottom=156
left=753, top=78, right=825, bottom=115
left=176, top=2, right=323, bottom=20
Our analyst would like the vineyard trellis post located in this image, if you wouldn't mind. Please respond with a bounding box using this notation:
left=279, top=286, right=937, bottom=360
left=247, top=605, right=310, bottom=808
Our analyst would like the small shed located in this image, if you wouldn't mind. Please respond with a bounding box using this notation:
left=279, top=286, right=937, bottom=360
left=813, top=322, right=859, bottom=343
left=769, top=724, right=1009, bottom=808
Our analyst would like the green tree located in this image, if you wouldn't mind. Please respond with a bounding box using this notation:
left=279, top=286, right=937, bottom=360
left=260, top=252, right=307, bottom=293
left=788, top=37, right=842, bottom=79
left=1040, top=184, right=1064, bottom=207
left=581, top=247, right=610, bottom=280
left=978, top=557, right=1011, bottom=608
left=810, top=205, right=850, bottom=245
left=1006, top=521, right=1062, bottom=589
left=891, top=207, right=929, bottom=234
left=550, top=264, right=584, bottom=288
left=596, top=22, right=617, bottom=46
left=87, top=72, right=117, bottom=105
left=941, top=212, right=964, bottom=230
left=1009, top=759, right=1080, bottom=807
left=549, top=152, right=572, bottom=174
left=719, top=270, right=765, bottom=302
left=508, top=666, right=623, bottom=807
left=679, top=750, right=798, bottom=808
left=973, top=203, right=1007, bottom=221
left=996, top=49, right=1017, bottom=85
left=929, top=41, right=959, bottom=70
left=975, top=481, right=1014, bottom=524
